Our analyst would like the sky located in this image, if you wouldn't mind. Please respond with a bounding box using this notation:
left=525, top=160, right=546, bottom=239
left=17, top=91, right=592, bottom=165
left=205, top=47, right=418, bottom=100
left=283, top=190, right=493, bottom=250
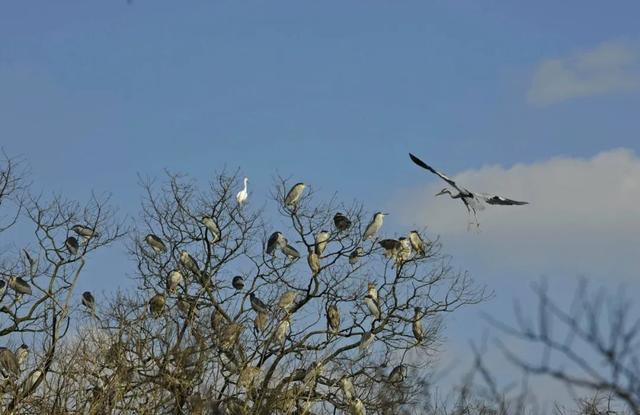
left=2, top=0, right=640, bottom=407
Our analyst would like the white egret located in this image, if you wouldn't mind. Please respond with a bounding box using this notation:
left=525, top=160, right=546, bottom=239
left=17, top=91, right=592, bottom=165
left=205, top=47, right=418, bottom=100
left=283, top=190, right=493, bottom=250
left=236, top=177, right=249, bottom=205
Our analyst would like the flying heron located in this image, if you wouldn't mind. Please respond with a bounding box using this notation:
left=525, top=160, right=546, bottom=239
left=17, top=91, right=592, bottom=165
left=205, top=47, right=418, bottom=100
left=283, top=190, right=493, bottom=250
left=363, top=212, right=386, bottom=240
left=201, top=216, right=221, bottom=243
left=145, top=234, right=167, bottom=253
left=333, top=212, right=351, bottom=231
left=284, top=182, right=306, bottom=208
left=65, top=236, right=79, bottom=255
left=236, top=177, right=249, bottom=206
left=409, top=153, right=528, bottom=227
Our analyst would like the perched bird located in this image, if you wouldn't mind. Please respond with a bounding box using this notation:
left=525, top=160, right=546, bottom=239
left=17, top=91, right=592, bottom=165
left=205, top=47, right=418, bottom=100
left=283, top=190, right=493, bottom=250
left=388, top=365, right=407, bottom=384
left=284, top=182, right=306, bottom=208
left=254, top=310, right=268, bottom=334
left=307, top=248, right=320, bottom=276
left=236, top=177, right=249, bottom=206
left=397, top=237, right=412, bottom=264
left=232, top=275, right=245, bottom=290
left=166, top=270, right=183, bottom=294
left=364, top=292, right=380, bottom=320
left=349, top=247, right=364, bottom=266
left=23, top=369, right=42, bottom=392
left=378, top=239, right=402, bottom=259
left=179, top=251, right=202, bottom=277
left=274, top=317, right=291, bottom=347
left=149, top=294, right=166, bottom=317
left=412, top=307, right=424, bottom=343
left=359, top=332, right=375, bottom=350
left=281, top=244, right=301, bottom=261
left=333, top=212, right=351, bottom=232
left=339, top=376, right=355, bottom=400
left=9, top=276, right=32, bottom=296
left=409, top=153, right=528, bottom=227
left=0, top=347, right=19, bottom=377
left=82, top=291, right=96, bottom=312
left=65, top=236, right=80, bottom=255
left=201, top=216, right=221, bottom=243
left=350, top=398, right=366, bottom=415
left=23, top=249, right=37, bottom=276
left=266, top=232, right=287, bottom=256
left=250, top=293, right=269, bottom=314
left=277, top=291, right=297, bottom=312
left=314, top=230, right=330, bottom=256
left=219, top=323, right=243, bottom=350
left=408, top=230, right=427, bottom=257
left=15, top=344, right=29, bottom=366
left=367, top=282, right=378, bottom=303
left=326, top=304, right=340, bottom=338
left=238, top=365, right=261, bottom=389
left=363, top=212, right=386, bottom=240
left=72, top=224, right=98, bottom=239
left=145, top=234, right=167, bottom=253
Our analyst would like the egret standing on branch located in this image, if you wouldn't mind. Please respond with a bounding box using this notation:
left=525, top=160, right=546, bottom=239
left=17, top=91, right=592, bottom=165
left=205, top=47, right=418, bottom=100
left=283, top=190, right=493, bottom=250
left=236, top=177, right=249, bottom=206
left=409, top=153, right=528, bottom=227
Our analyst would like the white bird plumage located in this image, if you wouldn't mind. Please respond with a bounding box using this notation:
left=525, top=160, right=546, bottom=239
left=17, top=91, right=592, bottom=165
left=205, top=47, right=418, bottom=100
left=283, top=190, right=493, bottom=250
left=363, top=212, right=386, bottom=240
left=236, top=177, right=249, bottom=206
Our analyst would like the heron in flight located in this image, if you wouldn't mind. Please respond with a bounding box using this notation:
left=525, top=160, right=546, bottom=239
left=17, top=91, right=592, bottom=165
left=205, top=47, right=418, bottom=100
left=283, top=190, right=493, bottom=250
left=409, top=153, right=528, bottom=227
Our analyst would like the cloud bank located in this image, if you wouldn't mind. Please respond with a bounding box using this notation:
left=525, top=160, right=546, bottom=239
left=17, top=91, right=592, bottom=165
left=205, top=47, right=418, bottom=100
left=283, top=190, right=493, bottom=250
left=396, top=148, right=640, bottom=279
left=527, top=41, right=640, bottom=106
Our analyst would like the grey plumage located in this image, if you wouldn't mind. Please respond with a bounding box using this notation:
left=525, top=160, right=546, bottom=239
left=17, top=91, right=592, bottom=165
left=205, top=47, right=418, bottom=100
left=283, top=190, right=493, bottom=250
left=326, top=304, right=340, bottom=337
left=166, top=270, right=183, bottom=293
left=363, top=212, right=386, bottom=240
left=82, top=291, right=96, bottom=312
left=307, top=248, right=320, bottom=276
left=378, top=239, right=402, bottom=259
left=359, top=332, right=375, bottom=350
left=72, top=224, right=98, bottom=239
left=65, top=236, right=79, bottom=255
left=179, top=251, right=201, bottom=277
left=0, top=347, right=19, bottom=377
left=250, top=293, right=269, bottom=314
left=277, top=291, right=297, bottom=312
left=201, top=216, right=221, bottom=243
left=284, top=182, right=306, bottom=208
left=314, top=230, right=330, bottom=256
left=412, top=307, right=424, bottom=343
left=349, top=247, right=364, bottom=265
left=149, top=294, right=166, bottom=317
left=266, top=232, right=287, bottom=256
left=9, top=276, right=32, bottom=295
left=145, top=234, right=167, bottom=253
left=281, top=244, right=301, bottom=261
left=408, top=231, right=427, bottom=256
left=232, top=275, right=245, bottom=290
left=364, top=293, right=380, bottom=320
left=15, top=344, right=29, bottom=366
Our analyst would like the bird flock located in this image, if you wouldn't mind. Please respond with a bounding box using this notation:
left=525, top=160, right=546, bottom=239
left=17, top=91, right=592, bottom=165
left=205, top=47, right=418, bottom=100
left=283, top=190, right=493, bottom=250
left=0, top=153, right=527, bottom=413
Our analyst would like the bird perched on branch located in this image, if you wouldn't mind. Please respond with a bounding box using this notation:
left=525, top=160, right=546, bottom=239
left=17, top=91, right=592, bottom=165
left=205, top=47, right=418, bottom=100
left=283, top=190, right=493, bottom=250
left=363, top=212, right=386, bottom=240
left=333, top=212, right=351, bottom=231
left=166, top=270, right=183, bottom=294
left=72, top=224, right=98, bottom=239
left=409, top=153, right=528, bottom=227
left=408, top=230, right=427, bottom=257
left=326, top=304, right=340, bottom=339
left=9, top=276, right=32, bottom=296
left=65, top=236, right=79, bottom=255
left=145, top=234, right=166, bottom=253
left=201, top=216, right=221, bottom=243
left=266, top=232, right=287, bottom=256
left=284, top=182, right=306, bottom=208
left=236, top=177, right=249, bottom=206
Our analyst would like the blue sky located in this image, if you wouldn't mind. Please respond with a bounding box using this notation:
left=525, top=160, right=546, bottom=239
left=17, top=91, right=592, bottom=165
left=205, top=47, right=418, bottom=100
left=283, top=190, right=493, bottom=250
left=2, top=1, right=640, bottom=405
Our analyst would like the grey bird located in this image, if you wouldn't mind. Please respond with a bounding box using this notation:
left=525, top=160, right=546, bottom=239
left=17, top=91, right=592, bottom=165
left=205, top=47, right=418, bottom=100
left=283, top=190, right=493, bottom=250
left=333, top=212, right=351, bottom=231
left=179, top=251, right=202, bottom=277
left=307, top=248, right=320, bottom=276
left=149, top=294, right=166, bottom=317
left=378, top=239, right=402, bottom=259
left=9, top=276, right=32, bottom=296
left=397, top=237, right=412, bottom=264
left=314, top=230, right=330, bottom=256
left=82, top=291, right=96, bottom=312
left=284, top=182, right=306, bottom=208
left=277, top=291, right=297, bottom=312
left=15, top=344, right=29, bottom=366
left=166, top=270, right=183, bottom=293
left=349, top=247, right=364, bottom=266
left=72, top=224, right=98, bottom=239
left=363, top=212, right=386, bottom=240
left=145, top=234, right=167, bottom=253
left=359, top=332, right=375, bottom=350
left=409, top=153, right=528, bottom=227
left=254, top=310, right=268, bottom=334
left=388, top=365, right=407, bottom=384
left=201, top=216, right=221, bottom=243
left=282, top=244, right=301, bottom=261
left=249, top=292, right=269, bottom=314
left=0, top=347, right=19, bottom=377
left=65, top=236, right=80, bottom=255
left=232, top=275, right=245, bottom=290
left=364, top=293, right=380, bottom=320
left=408, top=230, right=427, bottom=256
left=266, top=232, right=287, bottom=256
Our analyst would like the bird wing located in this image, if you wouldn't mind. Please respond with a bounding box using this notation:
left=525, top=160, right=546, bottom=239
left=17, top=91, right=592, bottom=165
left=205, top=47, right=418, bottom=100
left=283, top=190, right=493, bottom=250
left=409, top=153, right=461, bottom=191
left=479, top=193, right=529, bottom=206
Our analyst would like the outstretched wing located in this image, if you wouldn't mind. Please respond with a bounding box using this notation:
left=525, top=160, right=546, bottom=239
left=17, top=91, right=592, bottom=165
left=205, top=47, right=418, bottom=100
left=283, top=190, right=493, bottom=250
left=480, top=194, right=528, bottom=206
left=409, top=153, right=460, bottom=191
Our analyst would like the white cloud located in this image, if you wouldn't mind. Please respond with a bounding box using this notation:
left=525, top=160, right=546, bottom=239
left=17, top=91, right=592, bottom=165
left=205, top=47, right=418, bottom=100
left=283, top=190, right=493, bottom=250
left=527, top=41, right=640, bottom=106
left=396, top=148, right=640, bottom=280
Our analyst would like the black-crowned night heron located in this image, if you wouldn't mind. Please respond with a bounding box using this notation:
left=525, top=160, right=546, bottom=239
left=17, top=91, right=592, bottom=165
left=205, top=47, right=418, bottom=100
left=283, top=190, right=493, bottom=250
left=201, top=216, right=221, bottom=243
left=314, top=230, right=330, bottom=256
left=408, top=230, right=427, bottom=256
left=149, top=294, right=166, bottom=317
left=250, top=292, right=269, bottom=314
left=65, top=236, right=79, bottom=255
left=284, top=182, right=306, bottom=208
left=166, top=270, right=183, bottom=294
left=326, top=304, right=340, bottom=338
left=145, top=234, right=167, bottom=253
left=333, top=212, right=351, bottom=231
left=232, top=276, right=245, bottom=290
left=82, top=291, right=96, bottom=312
left=363, top=212, right=386, bottom=240
left=72, top=224, right=98, bottom=239
left=266, top=232, right=287, bottom=256
left=9, top=276, right=32, bottom=296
